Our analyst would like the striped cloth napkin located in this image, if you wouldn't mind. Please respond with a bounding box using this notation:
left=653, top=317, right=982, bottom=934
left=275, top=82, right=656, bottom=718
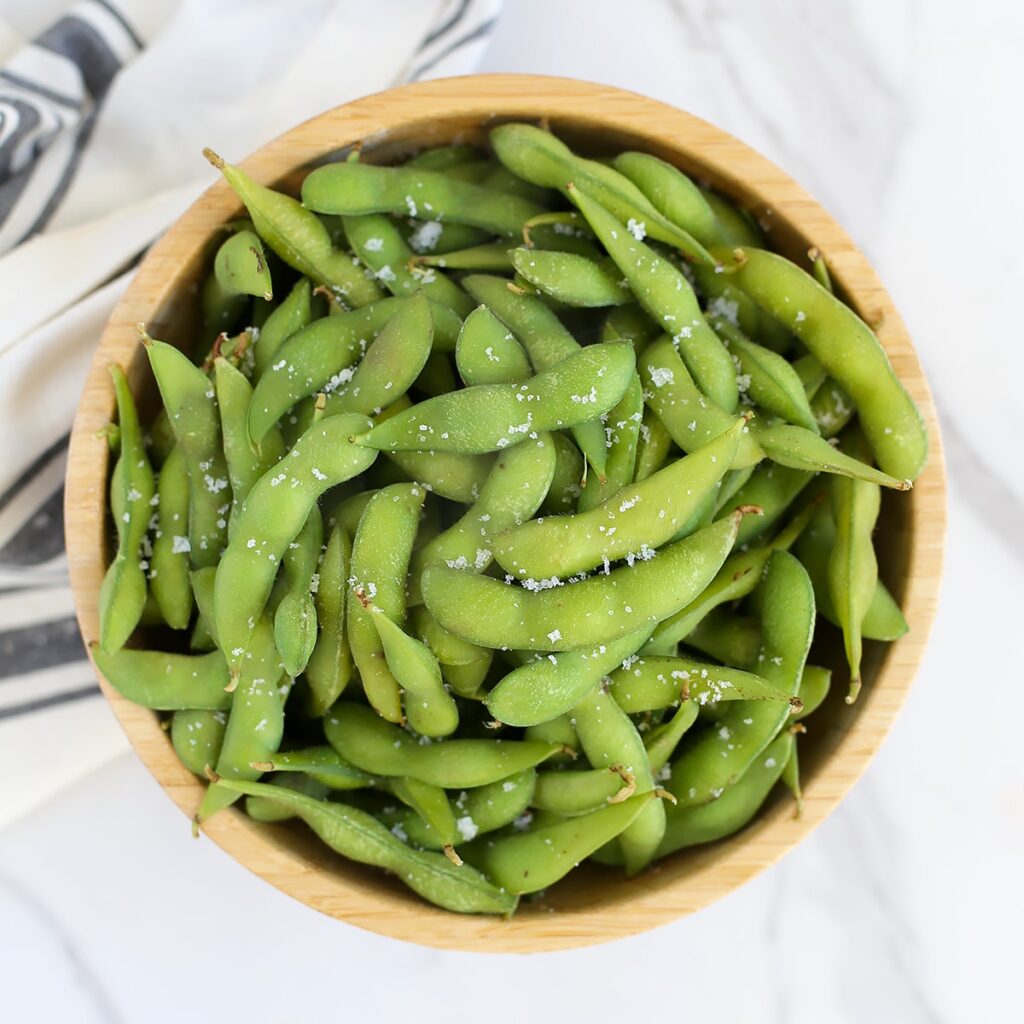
left=0, top=0, right=503, bottom=827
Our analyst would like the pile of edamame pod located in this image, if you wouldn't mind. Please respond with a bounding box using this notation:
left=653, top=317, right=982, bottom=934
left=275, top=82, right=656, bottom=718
left=93, top=122, right=926, bottom=915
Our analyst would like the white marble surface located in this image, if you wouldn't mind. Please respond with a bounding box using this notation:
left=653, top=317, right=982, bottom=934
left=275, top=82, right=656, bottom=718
left=3, top=1, right=1022, bottom=1020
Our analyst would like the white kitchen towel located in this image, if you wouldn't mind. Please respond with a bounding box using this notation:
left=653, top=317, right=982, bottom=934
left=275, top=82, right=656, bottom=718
left=0, top=0, right=503, bottom=827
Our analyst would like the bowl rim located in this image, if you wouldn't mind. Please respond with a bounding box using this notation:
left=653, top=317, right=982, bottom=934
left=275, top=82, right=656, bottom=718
left=65, top=73, right=946, bottom=953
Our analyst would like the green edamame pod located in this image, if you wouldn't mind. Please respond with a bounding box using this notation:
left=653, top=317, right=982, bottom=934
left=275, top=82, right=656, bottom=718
left=461, top=274, right=612, bottom=479
left=640, top=336, right=761, bottom=467
left=404, top=219, right=492, bottom=255
left=211, top=778, right=516, bottom=915
left=387, top=769, right=537, bottom=849
left=205, top=149, right=383, bottom=308
left=486, top=628, right=652, bottom=728
left=644, top=701, right=701, bottom=775
left=149, top=445, right=192, bottom=630
left=273, top=507, right=323, bottom=678
left=602, top=303, right=661, bottom=352
left=633, top=407, right=674, bottom=482
left=482, top=163, right=555, bottom=205
left=368, top=605, right=459, bottom=738
left=98, top=365, right=154, bottom=653
left=792, top=352, right=829, bottom=399
left=304, top=523, right=353, bottom=717
left=576, top=372, right=643, bottom=512
left=214, top=413, right=376, bottom=673
left=489, top=124, right=712, bottom=264
left=541, top=433, right=584, bottom=513
left=668, top=551, right=813, bottom=808
left=655, top=731, right=793, bottom=858
left=384, top=448, right=493, bottom=504
left=794, top=665, right=832, bottom=721
left=465, top=790, right=657, bottom=894
left=606, top=656, right=797, bottom=714
left=455, top=305, right=532, bottom=386
left=569, top=184, right=737, bottom=412
left=354, top=342, right=635, bottom=456
left=415, top=242, right=514, bottom=273
left=171, top=709, right=227, bottom=777
left=251, top=745, right=373, bottom=791
left=202, top=228, right=272, bottom=335
left=509, top=248, right=631, bottom=308
left=827, top=429, right=882, bottom=702
left=411, top=606, right=488, bottom=667
left=424, top=509, right=747, bottom=652
left=756, top=423, right=910, bottom=490
left=692, top=266, right=792, bottom=355
left=715, top=247, right=927, bottom=481
left=342, top=213, right=475, bottom=318
left=652, top=497, right=817, bottom=647
left=701, top=189, right=764, bottom=248
left=493, top=415, right=744, bottom=581
left=244, top=774, right=332, bottom=822
left=323, top=293, right=434, bottom=418
left=301, top=162, right=546, bottom=237
left=91, top=644, right=230, bottom=710
left=253, top=277, right=312, bottom=380
left=613, top=151, right=721, bottom=247
left=571, top=685, right=664, bottom=874
left=388, top=777, right=460, bottom=851
left=682, top=609, right=761, bottom=669
left=325, top=703, right=563, bottom=787
left=143, top=335, right=230, bottom=569
left=406, top=144, right=482, bottom=170
left=710, top=316, right=818, bottom=432
left=413, top=350, right=458, bottom=397
left=247, top=296, right=459, bottom=443
left=213, top=357, right=285, bottom=535
left=198, top=616, right=286, bottom=822
left=441, top=655, right=493, bottom=699
left=410, top=432, right=556, bottom=592
left=347, top=483, right=425, bottom=722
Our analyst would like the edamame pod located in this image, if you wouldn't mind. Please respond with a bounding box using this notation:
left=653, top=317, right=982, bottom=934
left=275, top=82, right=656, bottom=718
left=576, top=372, right=643, bottom=512
left=465, top=790, right=657, bottom=894
left=461, top=274, right=612, bottom=478
left=171, top=709, right=227, bottom=777
left=202, top=228, right=272, bottom=335
left=252, top=277, right=312, bottom=380
left=149, top=444, right=192, bottom=630
left=302, top=162, right=545, bottom=237
left=325, top=703, right=564, bottom=788
left=205, top=149, right=383, bottom=308
left=212, top=779, right=516, bottom=915
left=486, top=628, right=652, bottom=728
left=251, top=745, right=373, bottom=790
left=492, top=414, right=745, bottom=580
left=304, top=523, right=353, bottom=717
left=569, top=184, right=737, bottom=412
left=347, top=483, right=425, bottom=721
left=342, top=213, right=475, bottom=317
left=606, top=656, right=797, bottom=714
left=91, top=645, right=230, bottom=710
left=715, top=246, right=927, bottom=480
left=369, top=604, right=459, bottom=738
left=143, top=335, right=231, bottom=569
left=510, top=248, right=631, bottom=307
left=272, top=507, right=323, bottom=678
left=424, top=509, right=747, bottom=652
left=668, top=551, right=813, bottom=807
left=98, top=365, right=154, bottom=653
left=571, top=685, right=664, bottom=874
left=455, top=305, right=532, bottom=386
left=354, top=343, right=636, bottom=456
left=214, top=413, right=376, bottom=672
left=489, top=124, right=712, bottom=264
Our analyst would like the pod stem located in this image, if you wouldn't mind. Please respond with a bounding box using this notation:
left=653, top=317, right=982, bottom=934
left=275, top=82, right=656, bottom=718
left=607, top=764, right=637, bottom=804
left=442, top=845, right=463, bottom=866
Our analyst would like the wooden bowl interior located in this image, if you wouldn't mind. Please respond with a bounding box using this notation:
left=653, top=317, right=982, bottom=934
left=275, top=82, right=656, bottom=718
left=67, top=76, right=944, bottom=952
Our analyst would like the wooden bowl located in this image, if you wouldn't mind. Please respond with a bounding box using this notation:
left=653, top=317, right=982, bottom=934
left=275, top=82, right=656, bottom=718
left=65, top=74, right=946, bottom=952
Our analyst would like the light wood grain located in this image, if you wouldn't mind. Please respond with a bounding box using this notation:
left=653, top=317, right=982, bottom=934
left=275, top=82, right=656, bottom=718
left=64, top=74, right=946, bottom=953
